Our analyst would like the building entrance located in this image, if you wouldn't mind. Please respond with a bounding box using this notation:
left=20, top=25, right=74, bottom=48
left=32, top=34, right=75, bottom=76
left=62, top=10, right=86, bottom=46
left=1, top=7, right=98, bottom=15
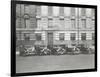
left=47, top=32, right=53, bottom=46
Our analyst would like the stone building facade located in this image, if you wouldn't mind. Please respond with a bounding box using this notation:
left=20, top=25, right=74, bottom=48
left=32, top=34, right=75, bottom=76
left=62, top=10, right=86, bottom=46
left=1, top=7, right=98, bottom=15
left=16, top=4, right=95, bottom=48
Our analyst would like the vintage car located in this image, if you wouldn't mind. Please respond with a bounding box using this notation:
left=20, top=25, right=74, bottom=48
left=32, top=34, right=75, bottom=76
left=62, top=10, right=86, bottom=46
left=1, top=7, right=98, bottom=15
left=72, top=46, right=81, bottom=54
left=65, top=46, right=80, bottom=55
left=88, top=46, right=95, bottom=54
left=24, top=46, right=37, bottom=56
left=40, top=46, right=51, bottom=55
left=56, top=46, right=66, bottom=55
left=77, top=45, right=90, bottom=54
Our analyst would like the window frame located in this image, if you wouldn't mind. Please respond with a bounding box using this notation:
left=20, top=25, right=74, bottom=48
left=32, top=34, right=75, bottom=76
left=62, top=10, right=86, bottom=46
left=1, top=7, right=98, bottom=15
left=35, top=33, right=42, bottom=41
left=71, top=19, right=76, bottom=28
left=70, top=33, right=76, bottom=41
left=24, top=33, right=30, bottom=41
left=81, top=19, right=86, bottom=28
left=71, top=8, right=75, bottom=16
left=92, top=33, right=94, bottom=40
left=81, top=8, right=86, bottom=16
left=59, top=33, right=65, bottom=41
left=81, top=33, right=86, bottom=41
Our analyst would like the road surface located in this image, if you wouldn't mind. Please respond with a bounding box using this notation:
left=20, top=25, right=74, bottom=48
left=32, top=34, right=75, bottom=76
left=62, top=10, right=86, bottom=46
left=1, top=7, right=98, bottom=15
left=16, top=54, right=95, bottom=73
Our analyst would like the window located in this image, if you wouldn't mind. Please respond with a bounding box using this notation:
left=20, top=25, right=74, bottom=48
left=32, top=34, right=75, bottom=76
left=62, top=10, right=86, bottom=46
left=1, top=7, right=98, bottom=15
left=70, top=33, right=76, bottom=40
left=25, top=19, right=30, bottom=28
left=60, top=19, right=64, bottom=27
left=92, top=33, right=94, bottom=40
left=36, top=6, right=41, bottom=16
left=59, top=33, right=65, bottom=40
left=81, top=19, right=86, bottom=28
left=81, top=33, right=86, bottom=40
left=91, top=9, right=95, bottom=16
left=92, top=44, right=95, bottom=46
left=24, top=4, right=29, bottom=14
left=16, top=33, right=21, bottom=40
left=72, top=44, right=76, bottom=46
left=24, top=13, right=30, bottom=28
left=16, top=18, right=21, bottom=28
left=92, top=19, right=95, bottom=28
left=71, top=8, right=75, bottom=16
left=59, top=7, right=64, bottom=16
left=48, top=6, right=52, bottom=16
left=81, top=8, right=86, bottom=16
left=71, top=19, right=75, bottom=28
left=37, top=18, right=41, bottom=28
left=16, top=4, right=21, bottom=18
left=36, top=33, right=42, bottom=41
left=48, top=19, right=53, bottom=28
left=24, top=33, right=30, bottom=40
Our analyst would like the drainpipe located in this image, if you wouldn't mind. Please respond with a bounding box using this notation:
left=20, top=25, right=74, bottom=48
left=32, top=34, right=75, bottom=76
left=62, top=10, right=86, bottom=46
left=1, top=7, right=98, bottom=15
left=77, top=8, right=80, bottom=46
left=19, top=4, right=22, bottom=55
left=20, top=4, right=22, bottom=46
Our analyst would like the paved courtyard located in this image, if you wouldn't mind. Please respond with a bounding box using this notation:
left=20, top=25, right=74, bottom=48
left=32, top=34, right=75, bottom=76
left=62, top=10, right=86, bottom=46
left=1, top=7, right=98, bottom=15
left=16, top=54, right=95, bottom=73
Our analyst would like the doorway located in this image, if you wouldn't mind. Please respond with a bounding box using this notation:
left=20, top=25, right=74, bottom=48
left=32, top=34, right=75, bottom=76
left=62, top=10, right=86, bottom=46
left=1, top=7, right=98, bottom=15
left=47, top=32, right=53, bottom=46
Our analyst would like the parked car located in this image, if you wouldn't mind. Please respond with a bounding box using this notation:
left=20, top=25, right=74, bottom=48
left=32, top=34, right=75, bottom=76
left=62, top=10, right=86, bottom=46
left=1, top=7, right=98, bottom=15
left=40, top=46, right=51, bottom=55
left=66, top=47, right=75, bottom=55
left=72, top=46, right=80, bottom=55
left=88, top=46, right=95, bottom=54
left=77, top=45, right=90, bottom=54
left=24, top=46, right=37, bottom=56
left=56, top=46, right=66, bottom=55
left=48, top=45, right=57, bottom=55
left=35, top=45, right=43, bottom=55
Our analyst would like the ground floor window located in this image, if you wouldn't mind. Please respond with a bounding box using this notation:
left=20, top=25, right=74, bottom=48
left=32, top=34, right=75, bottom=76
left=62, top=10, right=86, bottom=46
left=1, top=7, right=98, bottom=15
left=71, top=44, right=76, bottom=46
left=59, top=33, right=65, bottom=41
left=24, top=33, right=30, bottom=41
left=35, top=33, right=42, bottom=41
left=16, top=33, right=21, bottom=40
left=81, top=33, right=86, bottom=40
left=93, top=44, right=95, bottom=46
left=92, top=33, right=94, bottom=40
left=70, top=33, right=76, bottom=40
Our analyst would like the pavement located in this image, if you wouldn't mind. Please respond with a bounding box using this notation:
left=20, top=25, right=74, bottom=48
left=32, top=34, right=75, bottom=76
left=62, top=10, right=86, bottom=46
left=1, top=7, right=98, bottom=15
left=16, top=54, right=95, bottom=73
